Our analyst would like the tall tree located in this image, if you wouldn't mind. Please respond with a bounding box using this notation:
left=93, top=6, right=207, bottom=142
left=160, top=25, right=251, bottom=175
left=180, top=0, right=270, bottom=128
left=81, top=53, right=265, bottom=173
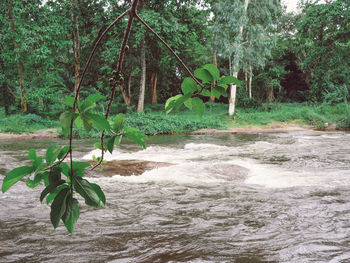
left=137, top=38, right=146, bottom=112
left=7, top=0, right=27, bottom=112
left=297, top=0, right=350, bottom=103
left=213, top=0, right=280, bottom=115
left=71, top=0, right=81, bottom=95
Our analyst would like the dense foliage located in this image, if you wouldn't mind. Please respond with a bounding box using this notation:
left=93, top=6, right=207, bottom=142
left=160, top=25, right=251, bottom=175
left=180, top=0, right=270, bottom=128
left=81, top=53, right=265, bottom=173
left=1, top=0, right=348, bottom=117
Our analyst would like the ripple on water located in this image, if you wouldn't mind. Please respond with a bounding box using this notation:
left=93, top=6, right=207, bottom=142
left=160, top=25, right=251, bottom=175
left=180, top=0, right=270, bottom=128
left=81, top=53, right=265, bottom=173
left=0, top=132, right=350, bottom=262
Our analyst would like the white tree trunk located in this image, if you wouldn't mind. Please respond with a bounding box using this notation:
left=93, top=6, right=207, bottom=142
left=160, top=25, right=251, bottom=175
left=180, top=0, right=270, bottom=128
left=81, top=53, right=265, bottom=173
left=137, top=38, right=146, bottom=112
left=249, top=64, right=252, bottom=99
left=228, top=0, right=249, bottom=116
left=228, top=71, right=238, bottom=116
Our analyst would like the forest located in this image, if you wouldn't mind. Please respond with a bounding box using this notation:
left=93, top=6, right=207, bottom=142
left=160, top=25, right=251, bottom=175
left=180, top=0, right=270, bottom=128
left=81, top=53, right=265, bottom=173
left=0, top=0, right=349, bottom=134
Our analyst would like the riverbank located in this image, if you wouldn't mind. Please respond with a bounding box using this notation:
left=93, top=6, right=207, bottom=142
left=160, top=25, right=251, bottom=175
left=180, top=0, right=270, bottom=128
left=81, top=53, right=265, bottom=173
left=0, top=122, right=343, bottom=141
left=0, top=128, right=58, bottom=140
left=0, top=102, right=348, bottom=139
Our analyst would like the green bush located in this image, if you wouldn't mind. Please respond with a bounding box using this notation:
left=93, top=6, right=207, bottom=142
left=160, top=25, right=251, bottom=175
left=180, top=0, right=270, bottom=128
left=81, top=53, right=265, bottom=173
left=0, top=114, right=58, bottom=134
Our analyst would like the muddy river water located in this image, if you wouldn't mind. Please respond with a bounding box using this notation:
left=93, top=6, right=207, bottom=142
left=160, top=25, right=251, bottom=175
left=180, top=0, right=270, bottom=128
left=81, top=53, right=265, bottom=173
left=0, top=131, right=350, bottom=262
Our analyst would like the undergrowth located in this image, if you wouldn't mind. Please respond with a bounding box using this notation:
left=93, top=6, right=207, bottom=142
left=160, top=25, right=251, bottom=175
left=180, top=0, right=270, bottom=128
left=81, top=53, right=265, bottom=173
left=1, top=102, right=349, bottom=136
left=0, top=113, right=59, bottom=134
left=230, top=102, right=349, bottom=130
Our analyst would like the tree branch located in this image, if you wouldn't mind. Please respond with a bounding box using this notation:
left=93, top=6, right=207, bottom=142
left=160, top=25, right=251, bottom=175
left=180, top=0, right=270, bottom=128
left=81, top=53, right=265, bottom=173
left=135, top=13, right=203, bottom=88
left=91, top=0, right=140, bottom=170
left=68, top=10, right=129, bottom=181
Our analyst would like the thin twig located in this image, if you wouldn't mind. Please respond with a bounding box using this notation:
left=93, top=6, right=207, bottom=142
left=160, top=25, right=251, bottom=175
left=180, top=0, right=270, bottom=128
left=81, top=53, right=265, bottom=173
left=68, top=10, right=128, bottom=186
left=45, top=150, right=70, bottom=171
left=135, top=13, right=203, bottom=88
left=91, top=0, right=139, bottom=170
left=69, top=118, right=74, bottom=193
left=73, top=9, right=129, bottom=109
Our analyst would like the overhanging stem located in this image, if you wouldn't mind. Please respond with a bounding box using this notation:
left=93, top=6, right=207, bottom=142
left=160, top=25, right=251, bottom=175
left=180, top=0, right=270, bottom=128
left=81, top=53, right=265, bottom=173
left=135, top=13, right=203, bottom=88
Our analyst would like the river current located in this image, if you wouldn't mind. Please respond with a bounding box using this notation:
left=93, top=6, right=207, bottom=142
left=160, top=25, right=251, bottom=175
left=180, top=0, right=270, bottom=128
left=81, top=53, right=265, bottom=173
left=0, top=131, right=350, bottom=262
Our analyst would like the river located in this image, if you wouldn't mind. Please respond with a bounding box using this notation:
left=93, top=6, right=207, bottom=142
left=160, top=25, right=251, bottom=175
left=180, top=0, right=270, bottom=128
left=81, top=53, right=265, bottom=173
left=0, top=131, right=350, bottom=263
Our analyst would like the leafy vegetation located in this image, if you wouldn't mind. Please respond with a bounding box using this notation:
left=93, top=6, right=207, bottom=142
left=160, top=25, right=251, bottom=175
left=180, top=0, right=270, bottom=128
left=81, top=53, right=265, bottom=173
left=0, top=112, right=59, bottom=134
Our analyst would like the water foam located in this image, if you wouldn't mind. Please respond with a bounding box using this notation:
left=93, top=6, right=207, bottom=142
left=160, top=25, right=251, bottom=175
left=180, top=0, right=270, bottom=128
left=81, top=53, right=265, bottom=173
left=82, top=138, right=350, bottom=189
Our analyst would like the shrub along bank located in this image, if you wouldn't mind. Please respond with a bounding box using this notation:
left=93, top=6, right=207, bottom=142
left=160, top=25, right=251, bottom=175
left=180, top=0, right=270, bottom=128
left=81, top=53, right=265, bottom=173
left=0, top=102, right=349, bottom=136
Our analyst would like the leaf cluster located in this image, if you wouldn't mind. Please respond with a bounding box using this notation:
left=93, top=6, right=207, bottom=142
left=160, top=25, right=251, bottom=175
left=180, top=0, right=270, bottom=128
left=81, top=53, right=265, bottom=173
left=165, top=64, right=241, bottom=116
left=1, top=145, right=106, bottom=233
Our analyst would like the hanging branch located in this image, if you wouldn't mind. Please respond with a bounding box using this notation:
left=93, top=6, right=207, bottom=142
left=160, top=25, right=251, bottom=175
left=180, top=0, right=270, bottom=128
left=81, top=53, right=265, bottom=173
left=66, top=0, right=203, bottom=170
left=91, top=0, right=139, bottom=170
left=73, top=9, right=129, bottom=110
left=135, top=13, right=203, bottom=88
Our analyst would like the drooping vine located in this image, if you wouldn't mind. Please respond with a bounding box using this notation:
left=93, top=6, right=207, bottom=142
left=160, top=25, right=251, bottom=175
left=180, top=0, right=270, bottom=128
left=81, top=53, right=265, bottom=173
left=1, top=0, right=240, bottom=233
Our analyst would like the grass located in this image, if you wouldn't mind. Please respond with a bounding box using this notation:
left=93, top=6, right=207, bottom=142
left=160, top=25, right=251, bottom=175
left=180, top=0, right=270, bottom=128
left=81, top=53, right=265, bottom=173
left=0, top=102, right=349, bottom=136
left=229, top=102, right=350, bottom=130
left=0, top=112, right=59, bottom=134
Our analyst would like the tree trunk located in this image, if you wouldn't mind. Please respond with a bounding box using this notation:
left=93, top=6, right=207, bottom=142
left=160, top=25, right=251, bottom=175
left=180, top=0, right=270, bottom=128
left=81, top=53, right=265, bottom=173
left=137, top=38, right=146, bottom=112
left=120, top=83, right=132, bottom=107
left=245, top=63, right=248, bottom=91
left=266, top=82, right=275, bottom=103
left=8, top=0, right=27, bottom=112
left=150, top=72, right=158, bottom=104
left=2, top=84, right=9, bottom=115
left=127, top=72, right=132, bottom=98
left=210, top=35, right=218, bottom=102
left=249, top=64, right=252, bottom=99
left=228, top=0, right=249, bottom=116
left=71, top=0, right=81, bottom=95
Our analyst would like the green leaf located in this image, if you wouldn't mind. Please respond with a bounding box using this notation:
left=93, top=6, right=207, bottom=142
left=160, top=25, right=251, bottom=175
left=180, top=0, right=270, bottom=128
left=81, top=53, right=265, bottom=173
left=94, top=141, right=102, bottom=150
left=192, top=98, right=205, bottom=116
left=57, top=146, right=69, bottom=160
left=115, top=135, right=122, bottom=147
left=200, top=89, right=212, bottom=97
left=106, top=136, right=116, bottom=154
left=40, top=179, right=66, bottom=202
left=50, top=187, right=69, bottom=228
left=203, top=64, right=220, bottom=80
left=86, top=113, right=111, bottom=131
left=60, top=162, right=70, bottom=177
left=62, top=195, right=80, bottom=234
left=2, top=166, right=33, bottom=193
left=28, top=149, right=37, bottom=161
left=60, top=111, right=77, bottom=137
left=218, top=83, right=228, bottom=90
left=124, top=128, right=147, bottom=149
left=219, top=76, right=241, bottom=86
left=80, top=93, right=105, bottom=112
left=165, top=94, right=182, bottom=114
left=64, top=96, right=75, bottom=108
left=45, top=145, right=57, bottom=164
left=49, top=167, right=62, bottom=184
left=85, top=93, right=105, bottom=104
left=194, top=68, right=213, bottom=83
left=184, top=98, right=192, bottom=110
left=90, top=183, right=106, bottom=205
left=70, top=161, right=91, bottom=178
left=174, top=93, right=192, bottom=111
left=74, top=115, right=83, bottom=128
left=181, top=77, right=197, bottom=95
left=73, top=177, right=100, bottom=207
left=25, top=173, right=42, bottom=188
left=112, top=114, right=125, bottom=132
left=79, top=112, right=93, bottom=133
left=34, top=162, right=47, bottom=177
left=212, top=86, right=227, bottom=99
left=46, top=184, right=68, bottom=204
left=32, top=156, right=43, bottom=170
